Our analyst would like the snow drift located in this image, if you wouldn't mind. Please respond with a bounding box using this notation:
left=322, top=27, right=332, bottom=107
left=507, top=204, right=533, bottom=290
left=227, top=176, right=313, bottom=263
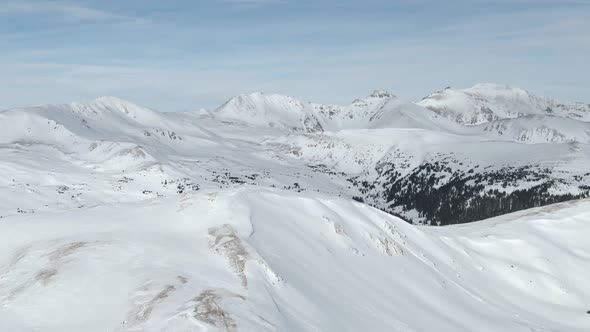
left=1, top=84, right=590, bottom=331
left=0, top=189, right=589, bottom=331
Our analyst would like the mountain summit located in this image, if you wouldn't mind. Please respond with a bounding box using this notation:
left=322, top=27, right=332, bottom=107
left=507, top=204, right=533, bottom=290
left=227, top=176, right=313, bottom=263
left=1, top=83, right=590, bottom=331
left=418, top=83, right=590, bottom=125
left=1, top=83, right=588, bottom=225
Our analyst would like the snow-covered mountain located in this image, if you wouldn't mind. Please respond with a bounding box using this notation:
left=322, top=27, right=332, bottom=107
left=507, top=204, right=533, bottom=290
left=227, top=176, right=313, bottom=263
left=1, top=84, right=589, bottom=330
left=479, top=115, right=590, bottom=144
left=418, top=83, right=590, bottom=125
left=214, top=92, right=324, bottom=132
left=1, top=85, right=589, bottom=225
left=214, top=90, right=463, bottom=133
left=1, top=189, right=589, bottom=331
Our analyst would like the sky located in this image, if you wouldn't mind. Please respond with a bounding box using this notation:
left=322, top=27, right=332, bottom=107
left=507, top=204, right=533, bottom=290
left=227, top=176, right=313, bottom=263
left=0, top=0, right=589, bottom=111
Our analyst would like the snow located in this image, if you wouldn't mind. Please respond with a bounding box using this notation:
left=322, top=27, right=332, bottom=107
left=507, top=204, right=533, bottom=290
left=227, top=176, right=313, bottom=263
left=214, top=92, right=321, bottom=132
left=0, top=189, right=589, bottom=331
left=418, top=83, right=590, bottom=125
left=478, top=115, right=590, bottom=144
left=1, top=84, right=589, bottom=331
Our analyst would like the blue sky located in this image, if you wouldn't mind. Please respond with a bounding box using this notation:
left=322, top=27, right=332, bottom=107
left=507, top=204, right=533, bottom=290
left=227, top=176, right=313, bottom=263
left=0, top=0, right=589, bottom=111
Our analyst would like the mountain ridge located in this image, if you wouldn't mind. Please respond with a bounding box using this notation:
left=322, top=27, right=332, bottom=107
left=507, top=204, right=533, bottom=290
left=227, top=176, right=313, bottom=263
left=1, top=83, right=589, bottom=225
left=2, top=189, right=589, bottom=331
left=417, top=83, right=590, bottom=125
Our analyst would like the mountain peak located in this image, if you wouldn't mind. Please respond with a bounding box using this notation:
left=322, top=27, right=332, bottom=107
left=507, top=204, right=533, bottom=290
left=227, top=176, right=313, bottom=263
left=351, top=90, right=397, bottom=105
left=369, top=89, right=395, bottom=99
left=65, top=96, right=163, bottom=125
left=213, top=91, right=319, bottom=131
left=85, top=95, right=149, bottom=109
left=417, top=83, right=590, bottom=125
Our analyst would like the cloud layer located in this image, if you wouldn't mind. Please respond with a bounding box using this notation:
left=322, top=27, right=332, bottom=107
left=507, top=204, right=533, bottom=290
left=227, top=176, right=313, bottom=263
left=0, top=0, right=588, bottom=111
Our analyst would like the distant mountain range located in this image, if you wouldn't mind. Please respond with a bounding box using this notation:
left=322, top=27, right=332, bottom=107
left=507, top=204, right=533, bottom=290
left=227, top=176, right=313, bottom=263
left=1, top=83, right=589, bottom=225
left=2, top=84, right=590, bottom=331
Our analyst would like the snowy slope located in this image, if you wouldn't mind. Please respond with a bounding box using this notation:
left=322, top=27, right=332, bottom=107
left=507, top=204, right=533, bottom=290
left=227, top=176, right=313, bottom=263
left=1, top=88, right=589, bottom=225
left=418, top=83, right=590, bottom=125
left=1, top=86, right=590, bottom=331
left=479, top=115, right=590, bottom=144
left=214, top=92, right=324, bottom=132
left=1, top=189, right=589, bottom=331
left=0, top=96, right=351, bottom=218
left=312, top=90, right=398, bottom=130
left=214, top=90, right=464, bottom=133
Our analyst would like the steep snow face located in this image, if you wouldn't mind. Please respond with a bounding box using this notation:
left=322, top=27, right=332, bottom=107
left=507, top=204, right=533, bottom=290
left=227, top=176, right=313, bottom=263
left=311, top=90, right=397, bottom=130
left=214, top=92, right=325, bottom=132
left=418, top=83, right=590, bottom=125
left=0, top=189, right=589, bottom=331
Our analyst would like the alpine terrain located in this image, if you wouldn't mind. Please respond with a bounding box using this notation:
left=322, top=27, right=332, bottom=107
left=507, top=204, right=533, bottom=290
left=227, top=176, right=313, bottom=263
left=1, top=83, right=589, bottom=331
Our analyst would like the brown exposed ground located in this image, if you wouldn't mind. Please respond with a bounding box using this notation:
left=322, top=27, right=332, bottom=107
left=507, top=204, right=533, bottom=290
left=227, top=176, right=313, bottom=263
left=125, top=284, right=177, bottom=326
left=208, top=224, right=249, bottom=288
left=193, top=289, right=245, bottom=332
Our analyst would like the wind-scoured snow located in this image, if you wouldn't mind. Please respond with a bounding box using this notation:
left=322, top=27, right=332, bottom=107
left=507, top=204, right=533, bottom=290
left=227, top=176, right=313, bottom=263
left=0, top=189, right=589, bottom=331
left=2, top=87, right=590, bottom=224
left=1, top=84, right=589, bottom=330
left=418, top=83, right=590, bottom=125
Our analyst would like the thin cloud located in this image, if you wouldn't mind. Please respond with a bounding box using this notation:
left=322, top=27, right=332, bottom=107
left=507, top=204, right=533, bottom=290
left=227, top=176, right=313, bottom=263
left=0, top=0, right=588, bottom=110
left=220, top=0, right=286, bottom=8
left=0, top=1, right=150, bottom=25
